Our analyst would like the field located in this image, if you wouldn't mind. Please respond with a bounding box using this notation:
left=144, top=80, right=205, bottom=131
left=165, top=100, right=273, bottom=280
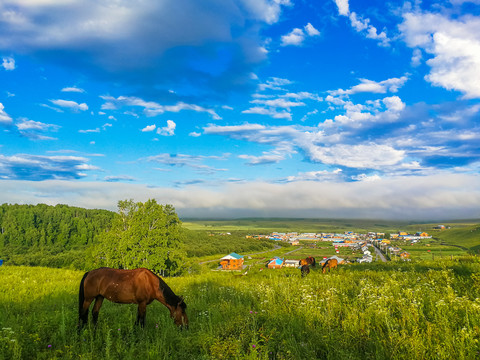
left=1, top=259, right=480, bottom=360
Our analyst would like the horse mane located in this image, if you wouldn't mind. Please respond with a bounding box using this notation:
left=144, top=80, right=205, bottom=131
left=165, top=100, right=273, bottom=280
left=153, top=272, right=186, bottom=310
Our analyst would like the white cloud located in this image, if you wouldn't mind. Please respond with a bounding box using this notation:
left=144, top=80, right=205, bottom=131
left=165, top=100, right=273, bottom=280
left=334, top=0, right=350, bottom=16
left=238, top=152, right=285, bottom=165
left=1, top=173, right=478, bottom=219
left=306, top=143, right=405, bottom=169
left=50, top=99, right=88, bottom=111
left=331, top=76, right=409, bottom=96
left=79, top=128, right=100, bottom=133
left=281, top=28, right=305, bottom=46
left=400, top=11, right=480, bottom=99
left=280, top=23, right=320, bottom=46
left=242, top=107, right=292, bottom=120
left=0, top=0, right=292, bottom=94
left=285, top=168, right=343, bottom=182
left=333, top=1, right=389, bottom=46
left=61, top=86, right=85, bottom=93
left=251, top=98, right=306, bottom=109
left=141, top=124, right=156, bottom=132
left=1, top=57, right=15, bottom=70
left=0, top=103, right=13, bottom=125
left=16, top=118, right=59, bottom=132
left=304, top=23, right=320, bottom=36
left=157, top=120, right=176, bottom=136
left=101, top=96, right=221, bottom=119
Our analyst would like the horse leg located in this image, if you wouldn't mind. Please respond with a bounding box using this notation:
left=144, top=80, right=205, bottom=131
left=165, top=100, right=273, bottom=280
left=92, top=296, right=104, bottom=326
left=79, top=297, right=94, bottom=328
left=136, top=302, right=147, bottom=327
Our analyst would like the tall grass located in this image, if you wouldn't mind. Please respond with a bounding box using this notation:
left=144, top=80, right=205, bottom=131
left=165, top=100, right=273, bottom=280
left=1, top=259, right=479, bottom=359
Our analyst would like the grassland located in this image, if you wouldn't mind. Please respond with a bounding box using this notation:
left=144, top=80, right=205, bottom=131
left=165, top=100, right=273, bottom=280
left=1, top=259, right=480, bottom=360
left=1, top=218, right=479, bottom=359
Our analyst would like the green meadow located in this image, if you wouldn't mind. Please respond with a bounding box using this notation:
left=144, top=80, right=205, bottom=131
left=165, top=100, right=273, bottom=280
left=1, top=258, right=480, bottom=360
left=1, top=214, right=480, bottom=359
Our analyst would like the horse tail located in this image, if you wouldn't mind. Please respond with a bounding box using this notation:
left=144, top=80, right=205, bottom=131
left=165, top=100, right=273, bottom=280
left=78, top=271, right=89, bottom=319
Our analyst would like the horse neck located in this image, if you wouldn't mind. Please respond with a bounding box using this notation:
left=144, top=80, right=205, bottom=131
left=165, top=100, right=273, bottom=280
left=155, top=276, right=180, bottom=310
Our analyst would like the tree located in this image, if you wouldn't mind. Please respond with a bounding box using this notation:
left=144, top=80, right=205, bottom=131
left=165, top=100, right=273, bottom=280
left=93, top=199, right=185, bottom=275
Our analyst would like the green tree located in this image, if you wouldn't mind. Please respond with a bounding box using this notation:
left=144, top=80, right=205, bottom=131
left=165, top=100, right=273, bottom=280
left=93, top=199, right=185, bottom=275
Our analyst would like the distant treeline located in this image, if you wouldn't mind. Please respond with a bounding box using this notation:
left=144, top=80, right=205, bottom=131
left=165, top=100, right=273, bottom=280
left=0, top=203, right=277, bottom=270
left=0, top=203, right=115, bottom=249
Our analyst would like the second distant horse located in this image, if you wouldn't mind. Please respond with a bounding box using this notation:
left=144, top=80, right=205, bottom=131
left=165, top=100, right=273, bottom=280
left=322, top=258, right=338, bottom=274
left=299, top=256, right=316, bottom=267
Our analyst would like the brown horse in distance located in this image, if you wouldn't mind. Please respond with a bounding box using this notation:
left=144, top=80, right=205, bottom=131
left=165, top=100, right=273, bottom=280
left=322, top=258, right=338, bottom=274
left=300, top=264, right=310, bottom=277
left=299, top=256, right=316, bottom=267
left=78, top=267, right=188, bottom=329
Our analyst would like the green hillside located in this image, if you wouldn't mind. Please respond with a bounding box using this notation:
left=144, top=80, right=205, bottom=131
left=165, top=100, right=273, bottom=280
left=433, top=224, right=480, bottom=252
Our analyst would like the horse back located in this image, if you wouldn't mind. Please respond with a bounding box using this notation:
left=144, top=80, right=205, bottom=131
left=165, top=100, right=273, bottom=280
left=83, top=268, right=159, bottom=304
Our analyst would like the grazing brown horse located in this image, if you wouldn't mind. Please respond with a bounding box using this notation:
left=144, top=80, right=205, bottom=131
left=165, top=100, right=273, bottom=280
left=299, top=256, right=316, bottom=267
left=322, top=258, right=338, bottom=274
left=300, top=264, right=310, bottom=277
left=78, top=267, right=188, bottom=329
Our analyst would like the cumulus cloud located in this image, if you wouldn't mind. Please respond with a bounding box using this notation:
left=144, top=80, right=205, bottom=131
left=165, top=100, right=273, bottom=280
left=50, top=99, right=88, bottom=111
left=334, top=0, right=349, bottom=16
left=0, top=103, right=13, bottom=125
left=330, top=76, right=409, bottom=96
left=141, top=124, right=156, bottom=132
left=305, top=143, right=405, bottom=169
left=157, top=120, right=176, bottom=136
left=333, top=0, right=389, bottom=46
left=400, top=11, right=480, bottom=99
left=281, top=23, right=320, bottom=46
left=1, top=56, right=15, bottom=70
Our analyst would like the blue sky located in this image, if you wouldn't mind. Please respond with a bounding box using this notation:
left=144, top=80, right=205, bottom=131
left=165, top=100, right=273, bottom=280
left=1, top=0, right=479, bottom=220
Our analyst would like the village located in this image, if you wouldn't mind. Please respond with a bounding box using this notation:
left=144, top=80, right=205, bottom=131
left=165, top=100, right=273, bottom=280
left=218, top=229, right=436, bottom=271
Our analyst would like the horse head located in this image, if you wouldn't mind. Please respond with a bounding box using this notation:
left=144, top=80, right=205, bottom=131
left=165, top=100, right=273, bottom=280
left=171, top=297, right=189, bottom=329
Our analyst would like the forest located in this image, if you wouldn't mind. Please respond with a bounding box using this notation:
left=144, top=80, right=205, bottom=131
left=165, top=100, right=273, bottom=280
left=0, top=203, right=275, bottom=271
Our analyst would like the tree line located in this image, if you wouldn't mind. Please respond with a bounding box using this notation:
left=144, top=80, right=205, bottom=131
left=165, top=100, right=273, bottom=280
left=0, top=201, right=275, bottom=274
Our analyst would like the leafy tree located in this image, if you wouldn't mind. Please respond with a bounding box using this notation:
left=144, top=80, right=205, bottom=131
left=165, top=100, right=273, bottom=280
left=93, top=199, right=185, bottom=275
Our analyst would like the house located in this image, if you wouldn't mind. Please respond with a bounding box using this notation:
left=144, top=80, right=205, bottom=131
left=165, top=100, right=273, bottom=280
left=268, top=257, right=284, bottom=269
left=219, top=252, right=244, bottom=270
left=284, top=259, right=300, bottom=268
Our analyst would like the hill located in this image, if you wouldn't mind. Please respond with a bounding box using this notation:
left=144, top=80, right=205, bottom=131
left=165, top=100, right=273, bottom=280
left=433, top=224, right=480, bottom=252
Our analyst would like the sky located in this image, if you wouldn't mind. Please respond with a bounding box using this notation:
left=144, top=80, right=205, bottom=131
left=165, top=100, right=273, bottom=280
left=1, top=0, right=480, bottom=220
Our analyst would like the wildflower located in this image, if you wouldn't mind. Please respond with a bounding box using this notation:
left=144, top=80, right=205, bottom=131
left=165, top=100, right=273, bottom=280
left=47, top=345, right=52, bottom=348
left=252, top=344, right=256, bottom=348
